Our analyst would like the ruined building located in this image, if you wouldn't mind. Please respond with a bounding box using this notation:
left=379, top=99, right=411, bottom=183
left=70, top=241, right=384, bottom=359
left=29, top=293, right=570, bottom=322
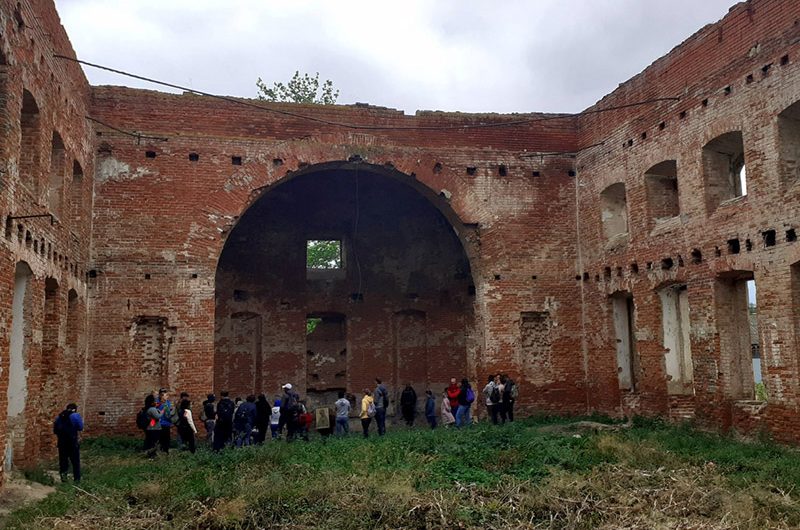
left=0, top=0, right=798, bottom=482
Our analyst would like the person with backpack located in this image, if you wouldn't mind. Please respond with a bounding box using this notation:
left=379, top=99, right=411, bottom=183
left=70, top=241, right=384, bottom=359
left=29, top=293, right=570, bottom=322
left=334, top=391, right=351, bottom=436
left=373, top=378, right=389, bottom=436
left=53, top=403, right=83, bottom=483
left=142, top=394, right=163, bottom=458
left=399, top=383, right=417, bottom=427
left=270, top=398, right=282, bottom=439
left=483, top=374, right=501, bottom=425
left=254, top=394, right=270, bottom=444
left=201, top=394, right=216, bottom=445
left=213, top=391, right=235, bottom=451
left=280, top=383, right=301, bottom=442
left=360, top=389, right=375, bottom=438
left=177, top=398, right=198, bottom=454
left=500, top=374, right=517, bottom=422
left=176, top=391, right=190, bottom=450
left=234, top=394, right=257, bottom=447
left=455, top=378, right=474, bottom=427
left=156, top=388, right=177, bottom=453
left=424, top=390, right=437, bottom=429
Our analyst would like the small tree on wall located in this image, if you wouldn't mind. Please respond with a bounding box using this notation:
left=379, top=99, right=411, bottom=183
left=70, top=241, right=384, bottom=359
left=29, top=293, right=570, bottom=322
left=256, top=71, right=339, bottom=105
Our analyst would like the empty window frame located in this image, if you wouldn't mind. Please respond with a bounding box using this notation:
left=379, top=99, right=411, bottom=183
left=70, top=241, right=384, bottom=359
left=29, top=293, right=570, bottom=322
left=645, top=160, right=679, bottom=222
left=703, top=131, right=747, bottom=211
left=610, top=292, right=637, bottom=391
left=306, top=240, right=342, bottom=269
left=48, top=132, right=65, bottom=218
left=659, top=284, right=693, bottom=394
left=19, top=90, right=41, bottom=192
left=600, top=183, right=628, bottom=240
left=778, top=100, right=800, bottom=187
left=714, top=273, right=758, bottom=400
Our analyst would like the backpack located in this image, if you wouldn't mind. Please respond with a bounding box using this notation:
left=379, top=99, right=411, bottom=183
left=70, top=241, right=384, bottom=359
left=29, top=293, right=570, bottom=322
left=178, top=409, right=190, bottom=429
left=489, top=386, right=501, bottom=404
left=234, top=405, right=249, bottom=427
left=136, top=408, right=150, bottom=431
left=203, top=401, right=216, bottom=421
left=217, top=399, right=234, bottom=423
left=367, top=401, right=377, bottom=418
left=465, top=388, right=475, bottom=404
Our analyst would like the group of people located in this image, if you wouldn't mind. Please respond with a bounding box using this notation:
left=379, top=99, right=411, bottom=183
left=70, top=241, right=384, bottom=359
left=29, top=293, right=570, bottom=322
left=131, top=374, right=517, bottom=455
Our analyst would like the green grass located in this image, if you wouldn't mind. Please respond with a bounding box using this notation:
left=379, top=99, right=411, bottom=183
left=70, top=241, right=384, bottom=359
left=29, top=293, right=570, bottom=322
left=6, top=417, right=800, bottom=529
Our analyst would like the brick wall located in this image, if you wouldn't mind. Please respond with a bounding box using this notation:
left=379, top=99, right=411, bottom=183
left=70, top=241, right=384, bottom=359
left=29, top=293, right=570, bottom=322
left=0, top=0, right=799, bottom=484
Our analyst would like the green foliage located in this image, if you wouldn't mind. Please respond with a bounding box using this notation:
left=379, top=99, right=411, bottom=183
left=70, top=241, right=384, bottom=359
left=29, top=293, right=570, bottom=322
left=306, top=239, right=341, bottom=269
left=306, top=317, right=322, bottom=335
left=8, top=417, right=800, bottom=529
left=755, top=381, right=768, bottom=401
left=256, top=71, right=339, bottom=105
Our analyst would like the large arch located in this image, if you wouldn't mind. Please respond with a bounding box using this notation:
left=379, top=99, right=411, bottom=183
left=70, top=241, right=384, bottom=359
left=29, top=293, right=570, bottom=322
left=214, top=161, right=477, bottom=408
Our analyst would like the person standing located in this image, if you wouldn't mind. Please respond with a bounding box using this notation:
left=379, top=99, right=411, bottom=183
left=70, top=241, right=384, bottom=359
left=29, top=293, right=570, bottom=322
left=201, top=394, right=216, bottom=445
left=455, top=378, right=474, bottom=427
left=176, top=391, right=189, bottom=450
left=53, top=403, right=83, bottom=483
left=424, top=390, right=437, bottom=429
left=280, top=383, right=301, bottom=442
left=143, top=394, right=162, bottom=458
left=400, top=384, right=417, bottom=427
left=177, top=398, right=198, bottom=454
left=446, top=378, right=460, bottom=419
left=483, top=375, right=501, bottom=425
left=213, top=391, right=235, bottom=451
left=270, top=399, right=282, bottom=439
left=156, top=388, right=176, bottom=453
left=501, top=374, right=516, bottom=422
left=334, top=391, right=351, bottom=436
left=234, top=394, right=257, bottom=447
left=373, top=378, right=389, bottom=436
left=440, top=389, right=456, bottom=426
left=360, top=389, right=375, bottom=438
left=254, top=394, right=271, bottom=444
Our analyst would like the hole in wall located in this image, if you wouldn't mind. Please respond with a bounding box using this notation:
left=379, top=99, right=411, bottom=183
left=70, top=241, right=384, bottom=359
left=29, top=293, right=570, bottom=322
left=568, top=170, right=576, bottom=177
left=724, top=86, right=732, bottom=95
left=702, top=98, right=709, bottom=107
left=273, top=158, right=283, bottom=166
left=188, top=153, right=199, bottom=162
left=231, top=156, right=242, bottom=165
left=762, top=229, right=776, bottom=247
left=144, top=273, right=151, bottom=279
left=433, top=162, right=442, bottom=173
left=630, top=263, right=639, bottom=274
left=679, top=111, right=687, bottom=119
left=691, top=249, right=703, bottom=264
left=466, top=167, right=476, bottom=175
left=661, top=257, right=674, bottom=270
left=728, top=239, right=741, bottom=254
left=532, top=170, right=540, bottom=177
left=145, top=150, right=156, bottom=159
left=498, top=165, right=507, bottom=176
left=787, top=228, right=797, bottom=242
left=715, top=246, right=722, bottom=257
left=781, top=54, right=790, bottom=66
left=746, top=74, right=754, bottom=84
left=745, top=239, right=753, bottom=252
left=762, top=63, right=772, bottom=76
left=659, top=122, right=666, bottom=130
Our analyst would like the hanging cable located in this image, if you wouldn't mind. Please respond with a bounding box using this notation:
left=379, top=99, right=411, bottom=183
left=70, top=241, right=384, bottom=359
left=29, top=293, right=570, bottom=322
left=86, top=116, right=168, bottom=142
left=54, top=55, right=679, bottom=132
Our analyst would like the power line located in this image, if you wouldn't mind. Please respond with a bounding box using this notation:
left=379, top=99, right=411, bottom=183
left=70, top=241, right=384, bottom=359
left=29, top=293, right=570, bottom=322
left=55, top=54, right=679, bottom=132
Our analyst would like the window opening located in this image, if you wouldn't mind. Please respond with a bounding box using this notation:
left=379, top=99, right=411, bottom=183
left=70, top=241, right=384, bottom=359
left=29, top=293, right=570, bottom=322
left=306, top=240, right=342, bottom=269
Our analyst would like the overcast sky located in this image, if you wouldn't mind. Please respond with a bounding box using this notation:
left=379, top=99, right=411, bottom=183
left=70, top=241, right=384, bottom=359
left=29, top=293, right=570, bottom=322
left=55, top=0, right=737, bottom=115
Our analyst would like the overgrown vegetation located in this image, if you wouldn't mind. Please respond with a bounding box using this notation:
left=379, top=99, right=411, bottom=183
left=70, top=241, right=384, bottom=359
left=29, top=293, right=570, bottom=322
left=7, top=417, right=800, bottom=529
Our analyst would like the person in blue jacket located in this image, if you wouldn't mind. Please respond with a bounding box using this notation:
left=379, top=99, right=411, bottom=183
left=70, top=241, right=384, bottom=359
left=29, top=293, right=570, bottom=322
left=53, top=403, right=84, bottom=483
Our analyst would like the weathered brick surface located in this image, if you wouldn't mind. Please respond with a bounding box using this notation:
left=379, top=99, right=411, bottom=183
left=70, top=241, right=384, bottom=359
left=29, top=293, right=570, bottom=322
left=0, top=0, right=799, bottom=484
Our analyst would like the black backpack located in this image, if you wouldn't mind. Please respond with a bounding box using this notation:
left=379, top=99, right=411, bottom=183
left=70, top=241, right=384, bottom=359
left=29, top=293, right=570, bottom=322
left=203, top=401, right=216, bottom=421
left=136, top=408, right=149, bottom=431
left=490, top=386, right=501, bottom=404
left=234, top=405, right=248, bottom=427
left=216, top=399, right=234, bottom=423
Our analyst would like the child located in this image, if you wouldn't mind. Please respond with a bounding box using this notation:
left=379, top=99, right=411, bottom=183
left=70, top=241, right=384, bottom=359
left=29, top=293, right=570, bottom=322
left=270, top=399, right=281, bottom=439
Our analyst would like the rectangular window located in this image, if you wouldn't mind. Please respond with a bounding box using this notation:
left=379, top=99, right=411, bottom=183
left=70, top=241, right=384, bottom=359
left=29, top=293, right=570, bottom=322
left=659, top=285, right=693, bottom=394
left=306, top=240, right=342, bottom=269
left=714, top=274, right=758, bottom=400
left=610, top=293, right=636, bottom=391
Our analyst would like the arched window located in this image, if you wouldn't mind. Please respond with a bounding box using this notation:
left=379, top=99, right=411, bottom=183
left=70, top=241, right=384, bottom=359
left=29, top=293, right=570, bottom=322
left=48, top=132, right=65, bottom=218
left=645, top=160, right=679, bottom=222
left=703, top=131, right=746, bottom=211
left=600, top=183, right=628, bottom=240
left=19, top=90, right=41, bottom=192
left=778, top=101, right=800, bottom=187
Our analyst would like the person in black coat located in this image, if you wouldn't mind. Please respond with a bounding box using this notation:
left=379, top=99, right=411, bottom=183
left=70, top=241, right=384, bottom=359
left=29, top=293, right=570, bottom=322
left=399, top=384, right=417, bottom=426
left=53, top=403, right=84, bottom=483
left=254, top=394, right=271, bottom=444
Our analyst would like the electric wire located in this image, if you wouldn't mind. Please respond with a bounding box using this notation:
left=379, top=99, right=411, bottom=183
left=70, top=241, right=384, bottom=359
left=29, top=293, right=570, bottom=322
left=55, top=55, right=680, bottom=132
